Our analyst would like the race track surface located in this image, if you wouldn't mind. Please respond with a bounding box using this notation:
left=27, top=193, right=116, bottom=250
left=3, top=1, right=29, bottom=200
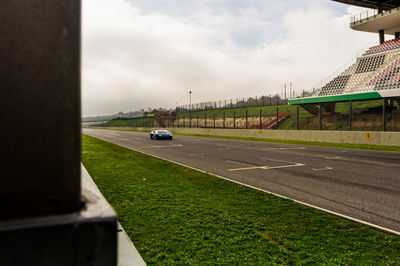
left=83, top=128, right=400, bottom=233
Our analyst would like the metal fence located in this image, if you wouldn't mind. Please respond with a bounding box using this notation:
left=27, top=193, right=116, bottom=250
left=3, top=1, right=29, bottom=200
left=176, top=91, right=316, bottom=114
left=96, top=117, right=155, bottom=128
left=95, top=99, right=400, bottom=132
left=171, top=99, right=400, bottom=131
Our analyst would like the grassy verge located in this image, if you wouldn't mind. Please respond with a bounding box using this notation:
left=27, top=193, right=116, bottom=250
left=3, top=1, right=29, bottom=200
left=82, top=134, right=400, bottom=264
left=89, top=127, right=400, bottom=152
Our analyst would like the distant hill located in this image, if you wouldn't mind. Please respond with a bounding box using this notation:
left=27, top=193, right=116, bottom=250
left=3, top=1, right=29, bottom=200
left=82, top=111, right=144, bottom=122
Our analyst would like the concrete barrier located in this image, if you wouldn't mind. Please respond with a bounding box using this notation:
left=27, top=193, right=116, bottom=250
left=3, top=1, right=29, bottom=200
left=100, top=127, right=400, bottom=147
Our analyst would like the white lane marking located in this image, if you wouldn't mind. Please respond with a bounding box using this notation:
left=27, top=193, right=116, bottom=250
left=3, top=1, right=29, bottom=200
left=261, top=157, right=301, bottom=165
left=190, top=153, right=204, bottom=156
left=140, top=144, right=183, bottom=148
left=219, top=147, right=232, bottom=150
left=228, top=163, right=305, bottom=172
left=312, top=166, right=333, bottom=171
left=265, top=163, right=305, bottom=170
left=112, top=142, right=400, bottom=236
left=315, top=155, right=343, bottom=160
left=119, top=138, right=130, bottom=141
left=263, top=147, right=306, bottom=151
left=225, top=160, right=256, bottom=167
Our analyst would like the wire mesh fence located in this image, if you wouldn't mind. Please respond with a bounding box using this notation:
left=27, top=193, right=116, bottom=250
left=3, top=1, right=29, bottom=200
left=175, top=91, right=317, bottom=113
left=94, top=98, right=400, bottom=132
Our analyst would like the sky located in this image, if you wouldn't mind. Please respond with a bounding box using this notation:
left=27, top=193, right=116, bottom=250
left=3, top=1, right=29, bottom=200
left=82, top=0, right=377, bottom=117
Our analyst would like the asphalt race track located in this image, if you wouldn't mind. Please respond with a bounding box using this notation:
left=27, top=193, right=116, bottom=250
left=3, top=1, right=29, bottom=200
left=83, top=128, right=400, bottom=234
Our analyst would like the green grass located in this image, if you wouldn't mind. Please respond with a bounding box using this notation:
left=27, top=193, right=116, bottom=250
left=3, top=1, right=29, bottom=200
left=82, top=134, right=400, bottom=264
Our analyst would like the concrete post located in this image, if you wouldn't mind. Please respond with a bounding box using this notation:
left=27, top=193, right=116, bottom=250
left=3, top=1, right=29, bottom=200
left=1, top=1, right=117, bottom=265
left=1, top=0, right=81, bottom=219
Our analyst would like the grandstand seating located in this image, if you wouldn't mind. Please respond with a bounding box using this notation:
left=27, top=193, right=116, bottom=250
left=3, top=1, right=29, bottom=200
left=363, top=38, right=400, bottom=56
left=315, top=39, right=400, bottom=97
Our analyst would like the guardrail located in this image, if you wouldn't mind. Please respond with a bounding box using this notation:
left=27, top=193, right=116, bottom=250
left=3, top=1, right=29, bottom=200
left=350, top=7, right=400, bottom=24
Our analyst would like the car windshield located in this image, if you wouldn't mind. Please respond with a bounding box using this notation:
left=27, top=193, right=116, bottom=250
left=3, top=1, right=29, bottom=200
left=157, top=130, right=169, bottom=134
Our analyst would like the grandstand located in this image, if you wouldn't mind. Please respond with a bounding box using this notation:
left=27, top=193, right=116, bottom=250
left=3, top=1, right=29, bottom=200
left=289, top=1, right=400, bottom=117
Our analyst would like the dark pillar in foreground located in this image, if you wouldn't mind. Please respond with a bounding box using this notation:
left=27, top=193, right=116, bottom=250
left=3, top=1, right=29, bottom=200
left=0, top=0, right=81, bottom=220
left=0, top=1, right=117, bottom=265
left=395, top=32, right=400, bottom=39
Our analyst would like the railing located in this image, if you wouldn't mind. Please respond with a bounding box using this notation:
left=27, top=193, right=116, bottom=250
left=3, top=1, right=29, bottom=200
left=176, top=94, right=290, bottom=113
left=311, top=41, right=378, bottom=96
left=350, top=7, right=400, bottom=24
left=168, top=100, right=400, bottom=132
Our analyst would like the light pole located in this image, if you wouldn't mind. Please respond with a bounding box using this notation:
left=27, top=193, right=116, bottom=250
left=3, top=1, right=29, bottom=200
left=189, top=91, right=192, bottom=110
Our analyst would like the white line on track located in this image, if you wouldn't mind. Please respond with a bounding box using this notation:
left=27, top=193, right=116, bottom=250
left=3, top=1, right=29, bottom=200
left=91, top=134, right=400, bottom=236
left=141, top=144, right=183, bottom=148
left=263, top=147, right=306, bottom=151
left=312, top=167, right=333, bottom=171
left=316, top=156, right=343, bottom=160
left=190, top=153, right=204, bottom=156
left=264, top=163, right=305, bottom=170
left=261, top=157, right=301, bottom=165
left=225, top=160, right=255, bottom=167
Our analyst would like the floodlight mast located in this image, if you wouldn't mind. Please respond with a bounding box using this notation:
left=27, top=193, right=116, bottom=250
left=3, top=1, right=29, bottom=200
left=189, top=90, right=192, bottom=110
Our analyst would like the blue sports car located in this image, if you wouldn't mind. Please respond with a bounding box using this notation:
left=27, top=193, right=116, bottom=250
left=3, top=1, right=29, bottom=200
left=150, top=130, right=173, bottom=140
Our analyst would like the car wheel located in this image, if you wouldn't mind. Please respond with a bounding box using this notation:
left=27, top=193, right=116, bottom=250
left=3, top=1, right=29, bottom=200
left=150, top=135, right=153, bottom=139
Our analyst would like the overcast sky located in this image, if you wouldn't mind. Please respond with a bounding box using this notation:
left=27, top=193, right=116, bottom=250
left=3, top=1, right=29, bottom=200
left=82, top=0, right=376, bottom=117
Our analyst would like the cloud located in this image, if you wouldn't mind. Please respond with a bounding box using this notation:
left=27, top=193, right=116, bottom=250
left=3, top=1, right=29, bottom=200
left=82, top=0, right=377, bottom=116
